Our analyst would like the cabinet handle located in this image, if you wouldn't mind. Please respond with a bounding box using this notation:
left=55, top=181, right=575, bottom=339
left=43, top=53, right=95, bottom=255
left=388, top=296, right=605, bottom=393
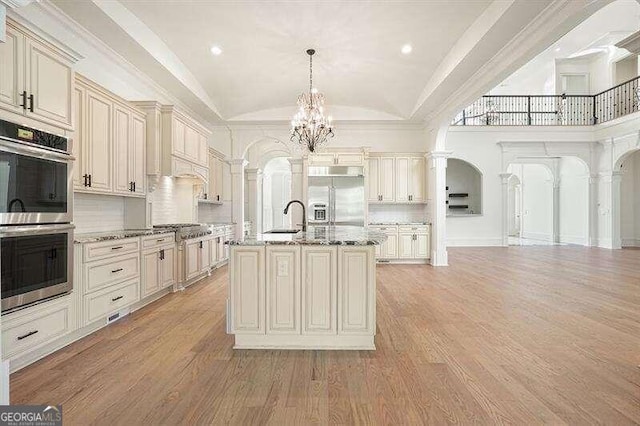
left=111, top=295, right=124, bottom=302
left=88, top=174, right=92, bottom=187
left=133, top=182, right=136, bottom=192
left=20, top=91, right=27, bottom=110
left=28, top=94, right=34, bottom=112
left=17, top=330, right=38, bottom=341
left=217, top=195, right=220, bottom=201
left=160, top=249, right=165, bottom=260
left=199, top=241, right=203, bottom=249
left=111, top=268, right=124, bottom=273
left=203, top=193, right=208, bottom=200
left=83, top=174, right=89, bottom=187
left=111, top=246, right=123, bottom=250
left=156, top=238, right=165, bottom=242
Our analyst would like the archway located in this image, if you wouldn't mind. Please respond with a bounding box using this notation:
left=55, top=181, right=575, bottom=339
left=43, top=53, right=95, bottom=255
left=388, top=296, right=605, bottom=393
left=446, top=158, right=483, bottom=216
left=262, top=157, right=292, bottom=232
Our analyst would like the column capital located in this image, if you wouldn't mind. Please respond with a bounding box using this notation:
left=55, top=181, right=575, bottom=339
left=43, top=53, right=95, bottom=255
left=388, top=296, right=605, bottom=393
left=288, top=158, right=304, bottom=174
left=229, top=159, right=248, bottom=174
left=245, top=168, right=263, bottom=181
left=425, top=150, right=453, bottom=160
left=499, top=172, right=512, bottom=183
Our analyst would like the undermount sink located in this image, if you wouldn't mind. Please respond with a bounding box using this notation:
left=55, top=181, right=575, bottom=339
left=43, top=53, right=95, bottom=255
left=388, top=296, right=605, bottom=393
left=264, top=229, right=301, bottom=234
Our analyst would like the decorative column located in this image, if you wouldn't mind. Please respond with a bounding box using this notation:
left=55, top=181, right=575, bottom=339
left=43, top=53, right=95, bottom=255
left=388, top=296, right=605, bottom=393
left=426, top=151, right=451, bottom=266
left=499, top=173, right=512, bottom=246
left=229, top=159, right=248, bottom=238
left=611, top=171, right=623, bottom=249
left=288, top=158, right=304, bottom=229
left=588, top=174, right=599, bottom=246
left=245, top=168, right=263, bottom=234
left=552, top=178, right=561, bottom=244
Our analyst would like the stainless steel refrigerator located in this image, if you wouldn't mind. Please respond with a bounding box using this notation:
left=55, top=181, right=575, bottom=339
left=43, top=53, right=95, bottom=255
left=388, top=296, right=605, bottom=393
left=307, top=166, right=365, bottom=226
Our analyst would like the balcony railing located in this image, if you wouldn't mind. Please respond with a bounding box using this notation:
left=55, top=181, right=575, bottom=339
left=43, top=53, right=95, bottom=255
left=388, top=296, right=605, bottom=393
left=452, top=75, right=640, bottom=126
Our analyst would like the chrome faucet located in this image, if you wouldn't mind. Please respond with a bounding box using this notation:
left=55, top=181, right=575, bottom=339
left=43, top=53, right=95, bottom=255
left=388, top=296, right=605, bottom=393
left=283, top=200, right=307, bottom=232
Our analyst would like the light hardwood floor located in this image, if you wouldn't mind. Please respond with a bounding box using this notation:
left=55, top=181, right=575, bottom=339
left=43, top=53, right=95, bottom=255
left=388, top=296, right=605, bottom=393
left=10, top=246, right=640, bottom=425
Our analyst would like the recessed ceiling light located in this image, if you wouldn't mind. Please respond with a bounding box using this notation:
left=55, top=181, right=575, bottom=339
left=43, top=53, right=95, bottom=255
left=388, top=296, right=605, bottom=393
left=555, top=47, right=561, bottom=52
left=210, top=45, right=223, bottom=56
left=401, top=44, right=413, bottom=54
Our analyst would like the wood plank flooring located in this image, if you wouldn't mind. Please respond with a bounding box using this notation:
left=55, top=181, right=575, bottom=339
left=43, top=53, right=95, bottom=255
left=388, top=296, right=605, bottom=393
left=10, top=246, right=640, bottom=425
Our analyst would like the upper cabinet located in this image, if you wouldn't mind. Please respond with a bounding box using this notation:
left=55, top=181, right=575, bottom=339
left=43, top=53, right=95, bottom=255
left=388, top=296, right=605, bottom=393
left=0, top=20, right=76, bottom=130
left=133, top=103, right=210, bottom=181
left=308, top=152, right=365, bottom=167
left=202, top=150, right=232, bottom=203
left=368, top=154, right=426, bottom=204
left=74, top=75, right=146, bottom=197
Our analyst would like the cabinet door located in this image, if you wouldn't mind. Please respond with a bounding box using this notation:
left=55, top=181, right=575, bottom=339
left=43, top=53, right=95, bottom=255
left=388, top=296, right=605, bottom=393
left=414, top=233, right=430, bottom=259
left=198, top=134, right=208, bottom=167
left=383, top=233, right=398, bottom=259
left=131, top=114, right=146, bottom=195
left=217, top=236, right=225, bottom=262
left=395, top=157, right=409, bottom=202
left=336, top=153, right=363, bottom=166
left=199, top=239, right=211, bottom=273
left=308, top=153, right=335, bottom=166
left=214, top=157, right=224, bottom=201
left=172, top=118, right=185, bottom=157
left=301, top=246, right=337, bottom=335
left=380, top=157, right=396, bottom=202
left=185, top=240, right=200, bottom=281
left=184, top=125, right=198, bottom=160
left=222, top=160, right=232, bottom=202
left=86, top=90, right=112, bottom=192
left=410, top=157, right=426, bottom=202
left=161, top=246, right=176, bottom=288
left=338, top=247, right=375, bottom=335
left=230, top=246, right=265, bottom=334
left=398, top=233, right=414, bottom=258
left=0, top=25, right=25, bottom=115
left=113, top=105, right=131, bottom=194
left=72, top=86, right=86, bottom=190
left=367, top=157, right=379, bottom=202
left=266, top=246, right=300, bottom=334
left=142, top=250, right=160, bottom=297
left=25, top=38, right=72, bottom=129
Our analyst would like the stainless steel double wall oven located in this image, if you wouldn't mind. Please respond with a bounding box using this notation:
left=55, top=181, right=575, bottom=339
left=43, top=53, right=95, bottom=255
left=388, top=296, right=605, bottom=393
left=0, top=119, right=74, bottom=312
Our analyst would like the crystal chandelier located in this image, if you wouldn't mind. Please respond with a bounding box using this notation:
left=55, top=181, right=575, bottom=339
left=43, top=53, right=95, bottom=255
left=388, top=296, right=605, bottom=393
left=290, top=49, right=334, bottom=153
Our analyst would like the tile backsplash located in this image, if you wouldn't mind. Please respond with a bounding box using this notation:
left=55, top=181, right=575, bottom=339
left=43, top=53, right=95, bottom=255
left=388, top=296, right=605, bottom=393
left=74, top=193, right=125, bottom=233
left=368, top=203, right=429, bottom=224
left=198, top=202, right=232, bottom=223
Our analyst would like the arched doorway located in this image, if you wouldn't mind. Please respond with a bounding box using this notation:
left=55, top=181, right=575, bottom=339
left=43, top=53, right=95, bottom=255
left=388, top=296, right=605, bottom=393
left=507, top=174, right=521, bottom=238
left=262, top=157, right=292, bottom=232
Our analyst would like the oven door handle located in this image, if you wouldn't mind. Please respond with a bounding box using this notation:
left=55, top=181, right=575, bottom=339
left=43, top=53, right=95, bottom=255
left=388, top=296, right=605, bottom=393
left=0, top=138, right=74, bottom=162
left=0, top=223, right=75, bottom=238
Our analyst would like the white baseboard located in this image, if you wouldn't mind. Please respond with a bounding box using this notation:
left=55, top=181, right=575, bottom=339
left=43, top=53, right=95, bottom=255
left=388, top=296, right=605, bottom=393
left=376, top=259, right=430, bottom=265
left=621, top=238, right=640, bottom=247
left=596, top=237, right=613, bottom=249
left=559, top=234, right=589, bottom=246
left=521, top=231, right=553, bottom=242
left=234, top=334, right=375, bottom=350
left=0, top=360, right=9, bottom=404
left=446, top=237, right=504, bottom=247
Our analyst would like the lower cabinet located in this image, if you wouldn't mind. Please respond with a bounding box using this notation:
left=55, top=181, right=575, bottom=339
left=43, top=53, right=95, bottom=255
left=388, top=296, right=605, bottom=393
left=184, top=236, right=214, bottom=282
left=142, top=244, right=176, bottom=297
left=84, top=279, right=140, bottom=324
left=372, top=224, right=430, bottom=261
left=229, top=245, right=376, bottom=348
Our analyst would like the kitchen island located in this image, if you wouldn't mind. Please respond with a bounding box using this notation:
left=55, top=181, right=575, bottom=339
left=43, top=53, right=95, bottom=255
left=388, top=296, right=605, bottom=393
left=227, top=226, right=386, bottom=350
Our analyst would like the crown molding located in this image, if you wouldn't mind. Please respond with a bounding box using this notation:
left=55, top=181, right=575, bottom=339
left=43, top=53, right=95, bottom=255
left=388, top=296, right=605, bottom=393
left=615, top=30, right=640, bottom=54
left=0, top=0, right=34, bottom=8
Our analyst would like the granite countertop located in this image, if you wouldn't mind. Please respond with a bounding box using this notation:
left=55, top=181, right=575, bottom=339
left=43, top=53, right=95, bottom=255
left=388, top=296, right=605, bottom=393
left=75, top=228, right=175, bottom=244
left=368, top=222, right=430, bottom=226
left=228, top=226, right=387, bottom=246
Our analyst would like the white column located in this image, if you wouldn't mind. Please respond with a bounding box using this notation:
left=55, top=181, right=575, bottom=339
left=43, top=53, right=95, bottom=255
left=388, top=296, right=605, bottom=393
left=229, top=159, right=247, bottom=238
left=499, top=173, right=512, bottom=246
left=426, top=151, right=450, bottom=266
left=611, top=171, right=623, bottom=249
left=288, top=158, right=304, bottom=229
left=588, top=174, right=599, bottom=246
left=245, top=168, right=263, bottom=234
left=552, top=178, right=561, bottom=244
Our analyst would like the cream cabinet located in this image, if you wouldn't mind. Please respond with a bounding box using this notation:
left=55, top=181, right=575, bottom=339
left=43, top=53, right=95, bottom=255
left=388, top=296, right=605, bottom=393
left=368, top=156, right=395, bottom=203
left=372, top=224, right=430, bottom=261
left=337, top=246, right=375, bottom=335
left=141, top=236, right=176, bottom=298
left=371, top=226, right=398, bottom=259
left=308, top=152, right=365, bottom=166
left=301, top=246, right=337, bottom=335
left=205, top=151, right=230, bottom=202
left=74, top=75, right=146, bottom=196
left=266, top=246, right=301, bottom=334
left=396, top=156, right=426, bottom=203
left=230, top=246, right=265, bottom=334
left=162, top=107, right=209, bottom=176
left=184, top=236, right=213, bottom=282
left=0, top=20, right=75, bottom=130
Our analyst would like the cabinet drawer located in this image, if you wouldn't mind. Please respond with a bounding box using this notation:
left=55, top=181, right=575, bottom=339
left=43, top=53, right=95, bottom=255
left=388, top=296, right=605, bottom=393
left=84, top=253, right=140, bottom=294
left=83, top=238, right=140, bottom=262
left=398, top=225, right=429, bottom=234
left=84, top=279, right=140, bottom=324
left=2, top=300, right=72, bottom=359
left=370, top=225, right=398, bottom=233
left=142, top=234, right=175, bottom=249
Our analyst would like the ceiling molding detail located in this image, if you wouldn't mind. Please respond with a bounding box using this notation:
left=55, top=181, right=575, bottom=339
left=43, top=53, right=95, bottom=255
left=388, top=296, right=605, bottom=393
left=0, top=0, right=34, bottom=8
left=615, top=30, right=640, bottom=54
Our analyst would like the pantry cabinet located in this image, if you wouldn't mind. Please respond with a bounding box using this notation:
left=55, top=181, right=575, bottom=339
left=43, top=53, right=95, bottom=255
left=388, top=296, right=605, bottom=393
left=0, top=20, right=76, bottom=130
left=74, top=75, right=146, bottom=196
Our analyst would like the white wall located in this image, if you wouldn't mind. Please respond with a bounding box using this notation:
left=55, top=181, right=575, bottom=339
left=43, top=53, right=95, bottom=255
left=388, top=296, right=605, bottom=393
left=559, top=157, right=589, bottom=245
left=620, top=151, right=640, bottom=246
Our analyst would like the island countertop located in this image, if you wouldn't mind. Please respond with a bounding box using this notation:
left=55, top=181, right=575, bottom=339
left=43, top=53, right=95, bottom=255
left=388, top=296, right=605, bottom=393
left=227, top=226, right=387, bottom=246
